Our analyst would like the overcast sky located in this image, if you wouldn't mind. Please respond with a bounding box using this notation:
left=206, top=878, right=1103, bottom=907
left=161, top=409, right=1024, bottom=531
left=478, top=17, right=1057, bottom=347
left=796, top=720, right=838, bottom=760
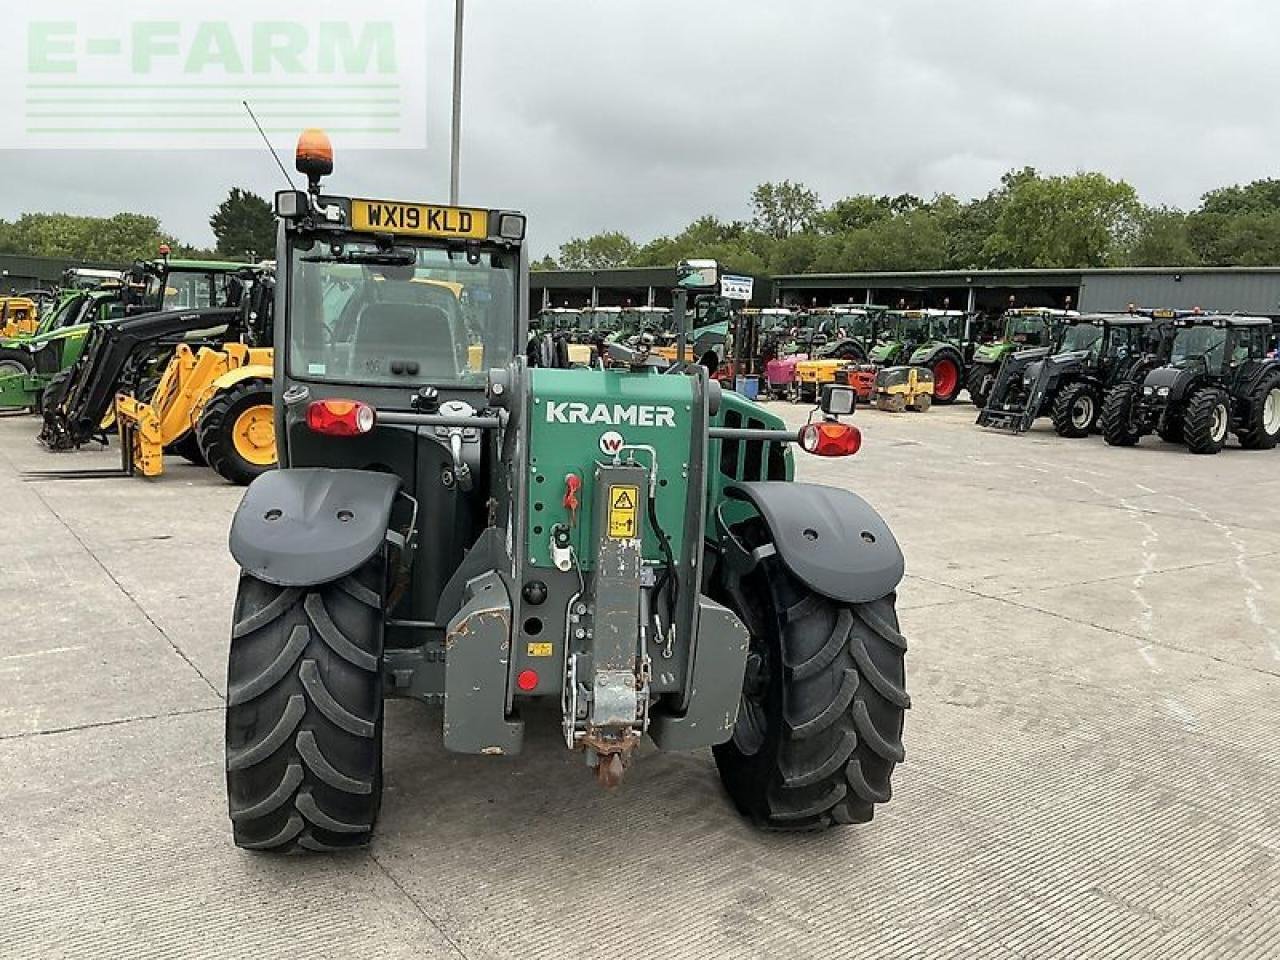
left=1, top=0, right=1277, bottom=258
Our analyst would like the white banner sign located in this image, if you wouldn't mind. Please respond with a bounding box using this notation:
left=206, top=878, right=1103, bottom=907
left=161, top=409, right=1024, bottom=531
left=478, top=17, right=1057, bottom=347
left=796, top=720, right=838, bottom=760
left=0, top=0, right=427, bottom=150
left=720, top=274, right=754, bottom=301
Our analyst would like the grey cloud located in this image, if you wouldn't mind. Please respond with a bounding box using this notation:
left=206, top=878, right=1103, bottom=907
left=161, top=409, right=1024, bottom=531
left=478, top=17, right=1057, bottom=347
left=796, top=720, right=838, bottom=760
left=1, top=0, right=1276, bottom=258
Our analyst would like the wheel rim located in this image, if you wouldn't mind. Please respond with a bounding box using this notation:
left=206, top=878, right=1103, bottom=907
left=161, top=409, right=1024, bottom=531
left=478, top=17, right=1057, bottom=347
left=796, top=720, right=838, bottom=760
left=1264, top=388, right=1280, bottom=435
left=0, top=359, right=27, bottom=379
left=734, top=650, right=769, bottom=756
left=934, top=359, right=958, bottom=398
left=1072, top=394, right=1095, bottom=429
left=231, top=404, right=276, bottom=466
left=1211, top=402, right=1228, bottom=443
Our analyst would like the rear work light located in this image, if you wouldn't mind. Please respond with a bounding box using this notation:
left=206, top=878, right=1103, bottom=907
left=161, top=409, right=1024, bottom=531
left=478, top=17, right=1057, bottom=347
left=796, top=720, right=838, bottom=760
left=800, top=421, right=862, bottom=457
left=306, top=399, right=376, bottom=437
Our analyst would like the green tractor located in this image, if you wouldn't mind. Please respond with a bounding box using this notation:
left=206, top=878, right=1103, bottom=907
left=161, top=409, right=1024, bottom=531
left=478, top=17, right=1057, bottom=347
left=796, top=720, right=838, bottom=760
left=0, top=288, right=125, bottom=412
left=904, top=310, right=970, bottom=405
left=222, top=133, right=909, bottom=851
left=966, top=307, right=1073, bottom=407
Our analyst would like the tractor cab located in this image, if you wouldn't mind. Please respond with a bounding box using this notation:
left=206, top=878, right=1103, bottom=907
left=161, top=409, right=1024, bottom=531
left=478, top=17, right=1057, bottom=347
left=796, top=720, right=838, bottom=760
left=869, top=310, right=933, bottom=365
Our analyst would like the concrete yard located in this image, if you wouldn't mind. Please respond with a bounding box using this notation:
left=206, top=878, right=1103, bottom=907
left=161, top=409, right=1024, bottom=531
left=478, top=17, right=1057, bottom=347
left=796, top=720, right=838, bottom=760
left=1, top=401, right=1277, bottom=960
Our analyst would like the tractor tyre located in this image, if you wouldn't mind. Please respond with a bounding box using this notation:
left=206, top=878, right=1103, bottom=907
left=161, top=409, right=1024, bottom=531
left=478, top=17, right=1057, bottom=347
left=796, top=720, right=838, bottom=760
left=0, top=347, right=33, bottom=381
left=1184, top=386, right=1231, bottom=455
left=1156, top=418, right=1184, bottom=445
left=929, top=356, right=962, bottom=405
left=197, top=378, right=276, bottom=486
left=713, top=560, right=908, bottom=831
left=1051, top=382, right=1100, bottom=438
left=41, top=368, right=72, bottom=420
left=0, top=347, right=35, bottom=412
left=1101, top=382, right=1142, bottom=447
left=966, top=365, right=994, bottom=408
left=1237, top=370, right=1280, bottom=450
left=169, top=431, right=207, bottom=466
left=225, top=562, right=385, bottom=851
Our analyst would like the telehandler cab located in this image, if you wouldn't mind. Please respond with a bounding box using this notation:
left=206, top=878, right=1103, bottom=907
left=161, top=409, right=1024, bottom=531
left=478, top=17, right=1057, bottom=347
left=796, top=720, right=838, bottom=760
left=222, top=131, right=909, bottom=851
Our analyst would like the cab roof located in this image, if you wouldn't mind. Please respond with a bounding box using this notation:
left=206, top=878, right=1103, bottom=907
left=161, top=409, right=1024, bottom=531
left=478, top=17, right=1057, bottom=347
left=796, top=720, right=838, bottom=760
left=1175, top=313, right=1272, bottom=327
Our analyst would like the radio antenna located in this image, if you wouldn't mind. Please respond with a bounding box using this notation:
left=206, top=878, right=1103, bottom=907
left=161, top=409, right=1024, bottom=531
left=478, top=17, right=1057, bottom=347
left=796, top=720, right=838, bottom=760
left=243, top=101, right=296, bottom=190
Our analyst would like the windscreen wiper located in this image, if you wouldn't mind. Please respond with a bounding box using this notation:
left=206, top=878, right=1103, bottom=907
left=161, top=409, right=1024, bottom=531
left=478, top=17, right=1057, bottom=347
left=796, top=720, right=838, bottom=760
left=302, top=252, right=417, bottom=267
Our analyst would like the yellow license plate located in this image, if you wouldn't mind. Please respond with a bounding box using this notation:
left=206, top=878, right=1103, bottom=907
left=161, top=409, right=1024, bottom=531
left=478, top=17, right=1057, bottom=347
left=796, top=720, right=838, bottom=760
left=351, top=199, right=489, bottom=239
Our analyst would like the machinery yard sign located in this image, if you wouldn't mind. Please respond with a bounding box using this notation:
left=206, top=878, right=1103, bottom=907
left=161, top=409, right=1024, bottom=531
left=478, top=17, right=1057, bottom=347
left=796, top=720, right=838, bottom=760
left=1, top=0, right=427, bottom=149
left=721, top=274, right=755, bottom=301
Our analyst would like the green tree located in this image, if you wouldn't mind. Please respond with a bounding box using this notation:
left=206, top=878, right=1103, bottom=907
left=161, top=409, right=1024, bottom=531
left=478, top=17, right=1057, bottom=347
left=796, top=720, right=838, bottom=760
left=1188, top=179, right=1280, bottom=265
left=556, top=231, right=638, bottom=270
left=981, top=170, right=1140, bottom=268
left=1125, top=206, right=1198, bottom=266
left=751, top=181, right=820, bottom=239
left=210, top=188, right=275, bottom=261
left=531, top=254, right=559, bottom=271
left=0, top=212, right=179, bottom=261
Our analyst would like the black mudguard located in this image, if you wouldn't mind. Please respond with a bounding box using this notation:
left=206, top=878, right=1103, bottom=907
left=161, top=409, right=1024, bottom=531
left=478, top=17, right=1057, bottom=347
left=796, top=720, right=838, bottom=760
left=724, top=481, right=904, bottom=604
left=229, top=468, right=401, bottom=587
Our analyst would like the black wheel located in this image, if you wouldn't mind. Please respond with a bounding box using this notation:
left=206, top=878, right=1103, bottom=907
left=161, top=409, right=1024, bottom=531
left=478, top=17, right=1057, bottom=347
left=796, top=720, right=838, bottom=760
left=966, top=365, right=994, bottom=407
left=169, top=431, right=207, bottom=465
left=1051, top=381, right=1099, bottom=438
left=1237, top=370, right=1280, bottom=450
left=1184, top=386, right=1230, bottom=455
left=1156, top=417, right=1184, bottom=445
left=225, top=562, right=385, bottom=851
left=1101, top=382, right=1142, bottom=446
left=0, top=347, right=33, bottom=381
left=0, top=347, right=35, bottom=411
left=713, top=550, right=908, bottom=831
left=196, top=378, right=276, bottom=486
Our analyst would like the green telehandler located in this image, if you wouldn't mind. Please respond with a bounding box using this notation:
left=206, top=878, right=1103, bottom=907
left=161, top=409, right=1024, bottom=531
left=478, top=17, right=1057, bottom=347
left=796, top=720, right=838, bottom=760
left=221, top=131, right=910, bottom=851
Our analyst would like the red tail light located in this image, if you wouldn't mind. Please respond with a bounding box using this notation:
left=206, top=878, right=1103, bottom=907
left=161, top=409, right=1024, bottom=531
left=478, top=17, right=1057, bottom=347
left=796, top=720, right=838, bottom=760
left=306, top=399, right=376, bottom=437
left=800, top=421, right=862, bottom=457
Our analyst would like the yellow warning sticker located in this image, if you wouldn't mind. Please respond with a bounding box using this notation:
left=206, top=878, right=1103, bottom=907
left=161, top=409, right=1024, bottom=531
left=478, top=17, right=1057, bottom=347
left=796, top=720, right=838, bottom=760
left=607, top=485, right=640, bottom=539
left=527, top=642, right=553, bottom=658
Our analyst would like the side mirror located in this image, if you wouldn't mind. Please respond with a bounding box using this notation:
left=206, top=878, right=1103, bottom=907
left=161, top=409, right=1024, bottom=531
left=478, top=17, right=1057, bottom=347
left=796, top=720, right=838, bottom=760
left=820, top=384, right=856, bottom=417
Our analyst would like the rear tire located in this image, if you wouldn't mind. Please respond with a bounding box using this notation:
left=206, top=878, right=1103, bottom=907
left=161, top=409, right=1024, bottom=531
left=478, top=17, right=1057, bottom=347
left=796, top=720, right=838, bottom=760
left=1101, top=382, right=1142, bottom=446
left=930, top=357, right=962, bottom=405
left=0, top=347, right=33, bottom=381
left=225, top=563, right=385, bottom=851
left=714, top=562, right=907, bottom=831
left=1051, top=381, right=1099, bottom=438
left=1184, top=386, right=1230, bottom=455
left=197, top=378, right=276, bottom=485
left=1237, top=371, right=1280, bottom=450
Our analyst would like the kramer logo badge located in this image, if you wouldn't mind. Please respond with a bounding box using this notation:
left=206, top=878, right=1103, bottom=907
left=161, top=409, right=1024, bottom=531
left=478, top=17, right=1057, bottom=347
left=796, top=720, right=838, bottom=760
left=545, top=401, right=676, bottom=427
left=599, top=431, right=624, bottom=456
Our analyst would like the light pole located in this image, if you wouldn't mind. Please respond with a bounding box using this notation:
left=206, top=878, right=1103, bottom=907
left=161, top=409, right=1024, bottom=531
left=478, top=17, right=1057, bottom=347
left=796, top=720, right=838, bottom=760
left=449, top=0, right=464, bottom=205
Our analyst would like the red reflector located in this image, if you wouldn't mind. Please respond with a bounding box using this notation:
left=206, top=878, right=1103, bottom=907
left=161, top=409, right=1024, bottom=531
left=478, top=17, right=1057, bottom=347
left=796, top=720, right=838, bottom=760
left=800, top=421, right=862, bottom=457
left=306, top=399, right=376, bottom=437
left=516, top=669, right=539, bottom=692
